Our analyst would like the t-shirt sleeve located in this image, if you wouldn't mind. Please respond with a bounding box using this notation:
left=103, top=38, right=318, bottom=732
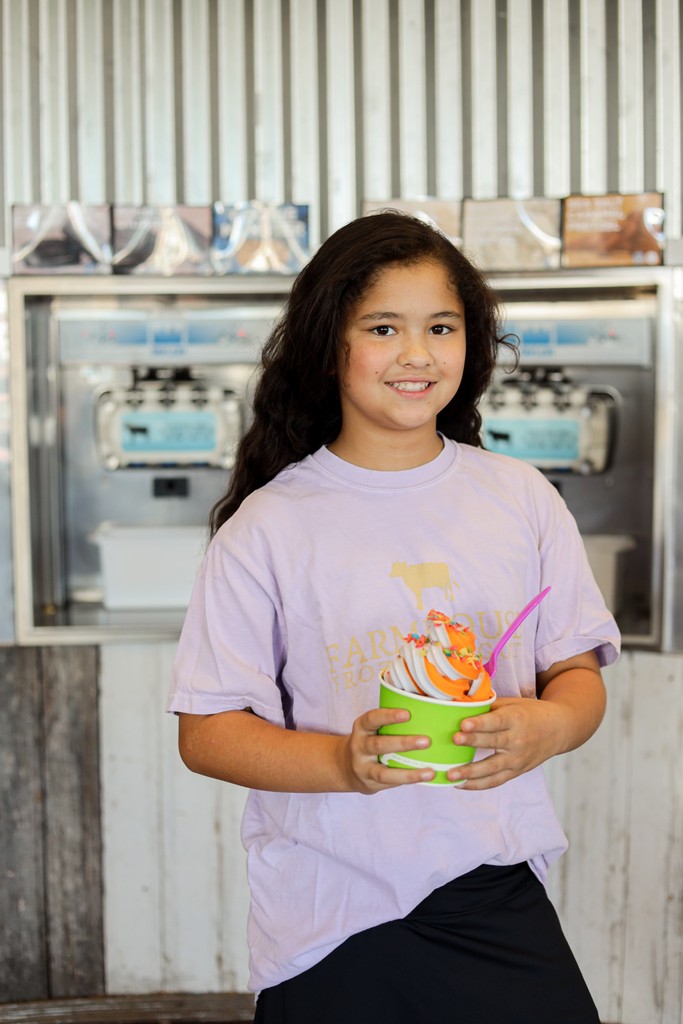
left=532, top=484, right=621, bottom=672
left=166, top=524, right=287, bottom=725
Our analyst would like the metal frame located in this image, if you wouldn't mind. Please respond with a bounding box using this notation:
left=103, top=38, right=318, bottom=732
left=488, top=266, right=674, bottom=651
left=8, top=268, right=679, bottom=647
left=9, top=275, right=292, bottom=645
left=0, top=283, right=11, bottom=644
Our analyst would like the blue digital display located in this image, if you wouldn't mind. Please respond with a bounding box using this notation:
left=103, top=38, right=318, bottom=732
left=484, top=419, right=580, bottom=462
left=152, top=328, right=183, bottom=346
left=121, top=411, right=217, bottom=452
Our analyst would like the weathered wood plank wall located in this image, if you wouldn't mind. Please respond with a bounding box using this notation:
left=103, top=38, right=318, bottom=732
left=0, top=649, right=47, bottom=1000
left=545, top=653, right=683, bottom=1024
left=98, top=644, right=250, bottom=995
left=96, top=646, right=683, bottom=1024
left=42, top=649, right=104, bottom=998
left=0, top=648, right=103, bottom=1002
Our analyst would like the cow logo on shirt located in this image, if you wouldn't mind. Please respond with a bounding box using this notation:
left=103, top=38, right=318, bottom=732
left=389, top=560, right=459, bottom=610
left=324, top=562, right=521, bottom=697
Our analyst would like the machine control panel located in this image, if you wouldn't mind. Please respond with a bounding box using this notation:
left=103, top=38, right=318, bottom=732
left=58, top=306, right=282, bottom=364
left=498, top=304, right=653, bottom=366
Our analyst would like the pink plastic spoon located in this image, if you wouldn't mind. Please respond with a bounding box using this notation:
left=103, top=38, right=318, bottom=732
left=468, top=585, right=552, bottom=695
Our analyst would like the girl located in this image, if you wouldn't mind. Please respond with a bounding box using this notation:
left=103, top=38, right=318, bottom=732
left=169, top=212, right=619, bottom=1023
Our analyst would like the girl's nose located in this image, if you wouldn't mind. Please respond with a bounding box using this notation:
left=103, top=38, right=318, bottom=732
left=398, top=333, right=432, bottom=366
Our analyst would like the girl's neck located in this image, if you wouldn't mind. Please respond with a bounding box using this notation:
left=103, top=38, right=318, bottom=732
left=327, top=429, right=444, bottom=471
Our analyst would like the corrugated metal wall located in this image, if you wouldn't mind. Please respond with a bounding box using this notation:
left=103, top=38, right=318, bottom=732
left=1, top=0, right=681, bottom=255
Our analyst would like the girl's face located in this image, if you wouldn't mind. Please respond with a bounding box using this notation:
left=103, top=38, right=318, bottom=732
left=333, top=259, right=466, bottom=463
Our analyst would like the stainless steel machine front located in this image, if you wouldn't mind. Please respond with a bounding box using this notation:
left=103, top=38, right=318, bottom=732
left=7, top=269, right=683, bottom=648
left=485, top=268, right=681, bottom=649
left=10, top=276, right=290, bottom=643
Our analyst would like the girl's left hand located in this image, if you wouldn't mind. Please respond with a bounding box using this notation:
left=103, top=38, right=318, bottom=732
left=446, top=696, right=567, bottom=789
left=445, top=650, right=606, bottom=790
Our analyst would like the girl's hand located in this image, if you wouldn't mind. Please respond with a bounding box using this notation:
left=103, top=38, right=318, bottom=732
left=446, top=697, right=567, bottom=789
left=338, top=707, right=435, bottom=794
left=446, top=650, right=606, bottom=790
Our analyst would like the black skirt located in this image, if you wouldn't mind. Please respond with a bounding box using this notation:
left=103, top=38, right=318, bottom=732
left=253, top=862, right=600, bottom=1024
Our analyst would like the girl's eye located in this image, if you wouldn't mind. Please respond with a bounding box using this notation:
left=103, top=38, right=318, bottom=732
left=430, top=324, right=453, bottom=335
left=371, top=325, right=396, bottom=336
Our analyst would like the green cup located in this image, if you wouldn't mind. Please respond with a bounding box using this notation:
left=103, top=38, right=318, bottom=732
left=378, top=672, right=496, bottom=786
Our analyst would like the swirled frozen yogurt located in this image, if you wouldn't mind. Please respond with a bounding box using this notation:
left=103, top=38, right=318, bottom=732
left=383, top=609, right=493, bottom=702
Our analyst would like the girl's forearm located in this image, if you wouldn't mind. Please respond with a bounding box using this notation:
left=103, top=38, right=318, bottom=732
left=537, top=667, right=606, bottom=754
left=178, top=710, right=353, bottom=792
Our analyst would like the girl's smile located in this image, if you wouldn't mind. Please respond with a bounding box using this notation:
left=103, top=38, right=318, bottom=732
left=329, top=259, right=466, bottom=468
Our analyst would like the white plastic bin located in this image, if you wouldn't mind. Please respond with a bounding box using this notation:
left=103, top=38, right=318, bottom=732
left=582, top=534, right=636, bottom=613
left=93, top=524, right=208, bottom=609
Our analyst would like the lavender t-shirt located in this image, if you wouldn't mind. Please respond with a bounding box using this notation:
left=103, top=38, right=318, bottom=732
left=168, top=439, right=620, bottom=992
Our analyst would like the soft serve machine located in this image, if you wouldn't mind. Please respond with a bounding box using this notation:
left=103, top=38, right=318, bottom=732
left=7, top=268, right=683, bottom=648
left=9, top=277, right=289, bottom=642
left=481, top=268, right=683, bottom=649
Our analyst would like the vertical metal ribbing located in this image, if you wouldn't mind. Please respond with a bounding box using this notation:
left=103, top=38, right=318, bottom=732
left=289, top=0, right=320, bottom=237
left=138, top=0, right=149, bottom=203
left=244, top=0, right=257, bottom=199
left=433, top=0, right=463, bottom=200
left=3, top=0, right=683, bottom=247
left=172, top=0, right=185, bottom=203
left=66, top=0, right=79, bottom=198
left=460, top=0, right=473, bottom=197
left=655, top=0, right=680, bottom=233
left=207, top=0, right=220, bottom=200
left=396, top=0, right=427, bottom=198
left=325, top=2, right=357, bottom=229
left=568, top=0, right=582, bottom=192
left=615, top=0, right=642, bottom=193
left=581, top=0, right=608, bottom=192
left=101, top=0, right=115, bottom=201
left=604, top=0, right=619, bottom=192
left=253, top=0, right=286, bottom=201
left=352, top=0, right=364, bottom=215
left=27, top=0, right=41, bottom=199
left=542, top=0, right=570, bottom=198
left=215, top=0, right=248, bottom=202
left=642, top=0, right=657, bottom=189
left=496, top=0, right=508, bottom=196
left=507, top=0, right=533, bottom=198
left=281, top=0, right=293, bottom=200
left=76, top=0, right=108, bottom=202
left=531, top=0, right=544, bottom=196
left=112, top=0, right=144, bottom=204
left=424, top=0, right=436, bottom=196
left=358, top=0, right=391, bottom=205
left=470, top=1, right=498, bottom=197
left=177, top=2, right=213, bottom=203
left=388, top=0, right=401, bottom=196
left=315, top=0, right=328, bottom=237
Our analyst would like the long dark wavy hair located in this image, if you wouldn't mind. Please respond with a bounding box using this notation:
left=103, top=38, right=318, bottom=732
left=210, top=211, right=515, bottom=534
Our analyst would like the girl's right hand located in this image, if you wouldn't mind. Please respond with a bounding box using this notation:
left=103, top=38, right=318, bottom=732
left=338, top=707, right=435, bottom=794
